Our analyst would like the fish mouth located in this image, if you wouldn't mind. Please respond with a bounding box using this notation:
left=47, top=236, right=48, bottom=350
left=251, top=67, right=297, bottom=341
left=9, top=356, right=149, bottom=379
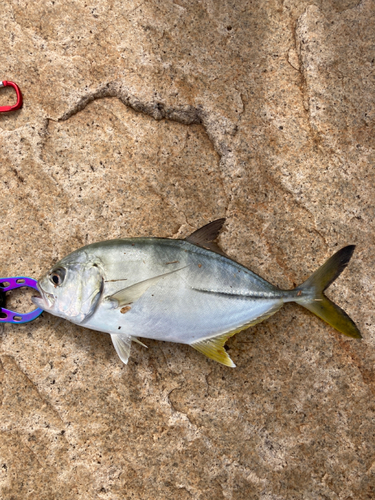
left=31, top=284, right=55, bottom=310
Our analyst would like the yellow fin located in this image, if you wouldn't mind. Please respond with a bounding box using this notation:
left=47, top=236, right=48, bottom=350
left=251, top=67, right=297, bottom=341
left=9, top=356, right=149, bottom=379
left=190, top=302, right=284, bottom=367
left=191, top=331, right=237, bottom=367
left=295, top=246, right=361, bottom=338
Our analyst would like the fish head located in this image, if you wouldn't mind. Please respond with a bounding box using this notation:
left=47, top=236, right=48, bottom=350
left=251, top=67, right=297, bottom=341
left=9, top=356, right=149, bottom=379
left=32, top=250, right=104, bottom=324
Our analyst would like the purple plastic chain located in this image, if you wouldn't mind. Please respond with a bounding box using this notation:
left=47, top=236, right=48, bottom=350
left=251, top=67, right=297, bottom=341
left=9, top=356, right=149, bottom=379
left=0, top=277, right=43, bottom=324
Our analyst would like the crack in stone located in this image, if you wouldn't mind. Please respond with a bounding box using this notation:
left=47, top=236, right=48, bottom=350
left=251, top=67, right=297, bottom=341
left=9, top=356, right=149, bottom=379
left=51, top=81, right=203, bottom=125
left=126, top=1, right=147, bottom=16
left=170, top=223, right=189, bottom=239
left=292, top=9, right=324, bottom=150
left=19, top=436, right=44, bottom=468
left=334, top=337, right=375, bottom=396
left=336, top=0, right=364, bottom=13
left=167, top=385, right=195, bottom=427
left=46, top=80, right=237, bottom=163
left=44, top=80, right=232, bottom=230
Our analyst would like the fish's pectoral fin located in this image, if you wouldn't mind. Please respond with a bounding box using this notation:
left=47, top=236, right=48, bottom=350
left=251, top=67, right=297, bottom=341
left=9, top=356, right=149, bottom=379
left=111, top=334, right=132, bottom=364
left=186, top=219, right=228, bottom=257
left=106, top=267, right=187, bottom=308
left=190, top=331, right=237, bottom=367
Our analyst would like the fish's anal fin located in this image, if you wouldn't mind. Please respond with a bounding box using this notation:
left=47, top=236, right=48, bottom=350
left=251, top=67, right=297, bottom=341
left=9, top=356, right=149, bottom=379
left=190, top=302, right=284, bottom=367
left=111, top=334, right=132, bottom=364
left=186, top=219, right=228, bottom=257
left=191, top=331, right=237, bottom=367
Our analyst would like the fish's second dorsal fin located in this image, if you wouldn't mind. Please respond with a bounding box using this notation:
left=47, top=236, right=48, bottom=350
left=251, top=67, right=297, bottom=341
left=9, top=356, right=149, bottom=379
left=186, top=219, right=227, bottom=256
left=190, top=330, right=237, bottom=367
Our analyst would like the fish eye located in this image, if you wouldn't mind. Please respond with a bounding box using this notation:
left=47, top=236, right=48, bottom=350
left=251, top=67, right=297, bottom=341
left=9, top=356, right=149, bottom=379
left=50, top=268, right=66, bottom=287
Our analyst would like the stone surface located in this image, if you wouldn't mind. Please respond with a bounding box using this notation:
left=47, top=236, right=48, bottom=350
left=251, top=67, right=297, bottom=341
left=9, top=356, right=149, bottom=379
left=0, top=0, right=374, bottom=498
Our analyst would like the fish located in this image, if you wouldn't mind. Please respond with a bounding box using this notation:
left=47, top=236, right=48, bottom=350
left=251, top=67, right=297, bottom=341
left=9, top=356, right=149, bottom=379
left=32, top=219, right=361, bottom=367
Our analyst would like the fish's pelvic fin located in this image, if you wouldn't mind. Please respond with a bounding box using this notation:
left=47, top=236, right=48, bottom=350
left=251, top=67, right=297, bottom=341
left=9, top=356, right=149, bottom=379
left=111, top=334, right=133, bottom=364
left=107, top=267, right=187, bottom=307
left=191, top=331, right=237, bottom=367
left=295, top=245, right=361, bottom=339
left=186, top=219, right=228, bottom=257
left=132, top=337, right=148, bottom=348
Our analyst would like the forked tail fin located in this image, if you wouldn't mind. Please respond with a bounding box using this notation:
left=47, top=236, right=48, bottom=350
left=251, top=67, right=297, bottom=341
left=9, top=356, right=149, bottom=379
left=294, top=246, right=361, bottom=338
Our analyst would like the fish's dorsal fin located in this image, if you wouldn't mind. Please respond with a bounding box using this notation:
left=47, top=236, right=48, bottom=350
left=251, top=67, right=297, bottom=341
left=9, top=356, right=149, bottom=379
left=190, top=331, right=237, bottom=367
left=111, top=334, right=132, bottom=364
left=186, top=219, right=228, bottom=257
left=107, top=267, right=187, bottom=307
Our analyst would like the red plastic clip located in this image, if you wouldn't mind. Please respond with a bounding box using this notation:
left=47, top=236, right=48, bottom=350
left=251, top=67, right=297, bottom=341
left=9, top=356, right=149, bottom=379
left=0, top=81, right=23, bottom=113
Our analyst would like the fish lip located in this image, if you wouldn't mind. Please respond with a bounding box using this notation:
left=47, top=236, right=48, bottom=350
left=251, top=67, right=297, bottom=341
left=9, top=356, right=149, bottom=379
left=31, top=283, right=55, bottom=310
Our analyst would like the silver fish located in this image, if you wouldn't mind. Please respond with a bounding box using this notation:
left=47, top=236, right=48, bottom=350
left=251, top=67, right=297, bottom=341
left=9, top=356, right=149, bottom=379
left=32, top=219, right=361, bottom=367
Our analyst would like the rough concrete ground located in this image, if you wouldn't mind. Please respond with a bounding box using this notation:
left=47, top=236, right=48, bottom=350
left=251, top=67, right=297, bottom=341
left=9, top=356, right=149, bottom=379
left=0, top=0, right=374, bottom=498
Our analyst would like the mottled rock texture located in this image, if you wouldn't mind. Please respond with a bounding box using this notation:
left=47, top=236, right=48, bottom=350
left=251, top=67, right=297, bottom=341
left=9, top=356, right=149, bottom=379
left=1, top=0, right=374, bottom=498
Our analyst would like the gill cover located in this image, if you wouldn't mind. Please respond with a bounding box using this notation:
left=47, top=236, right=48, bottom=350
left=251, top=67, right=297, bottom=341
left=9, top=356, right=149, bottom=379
left=36, top=253, right=104, bottom=324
